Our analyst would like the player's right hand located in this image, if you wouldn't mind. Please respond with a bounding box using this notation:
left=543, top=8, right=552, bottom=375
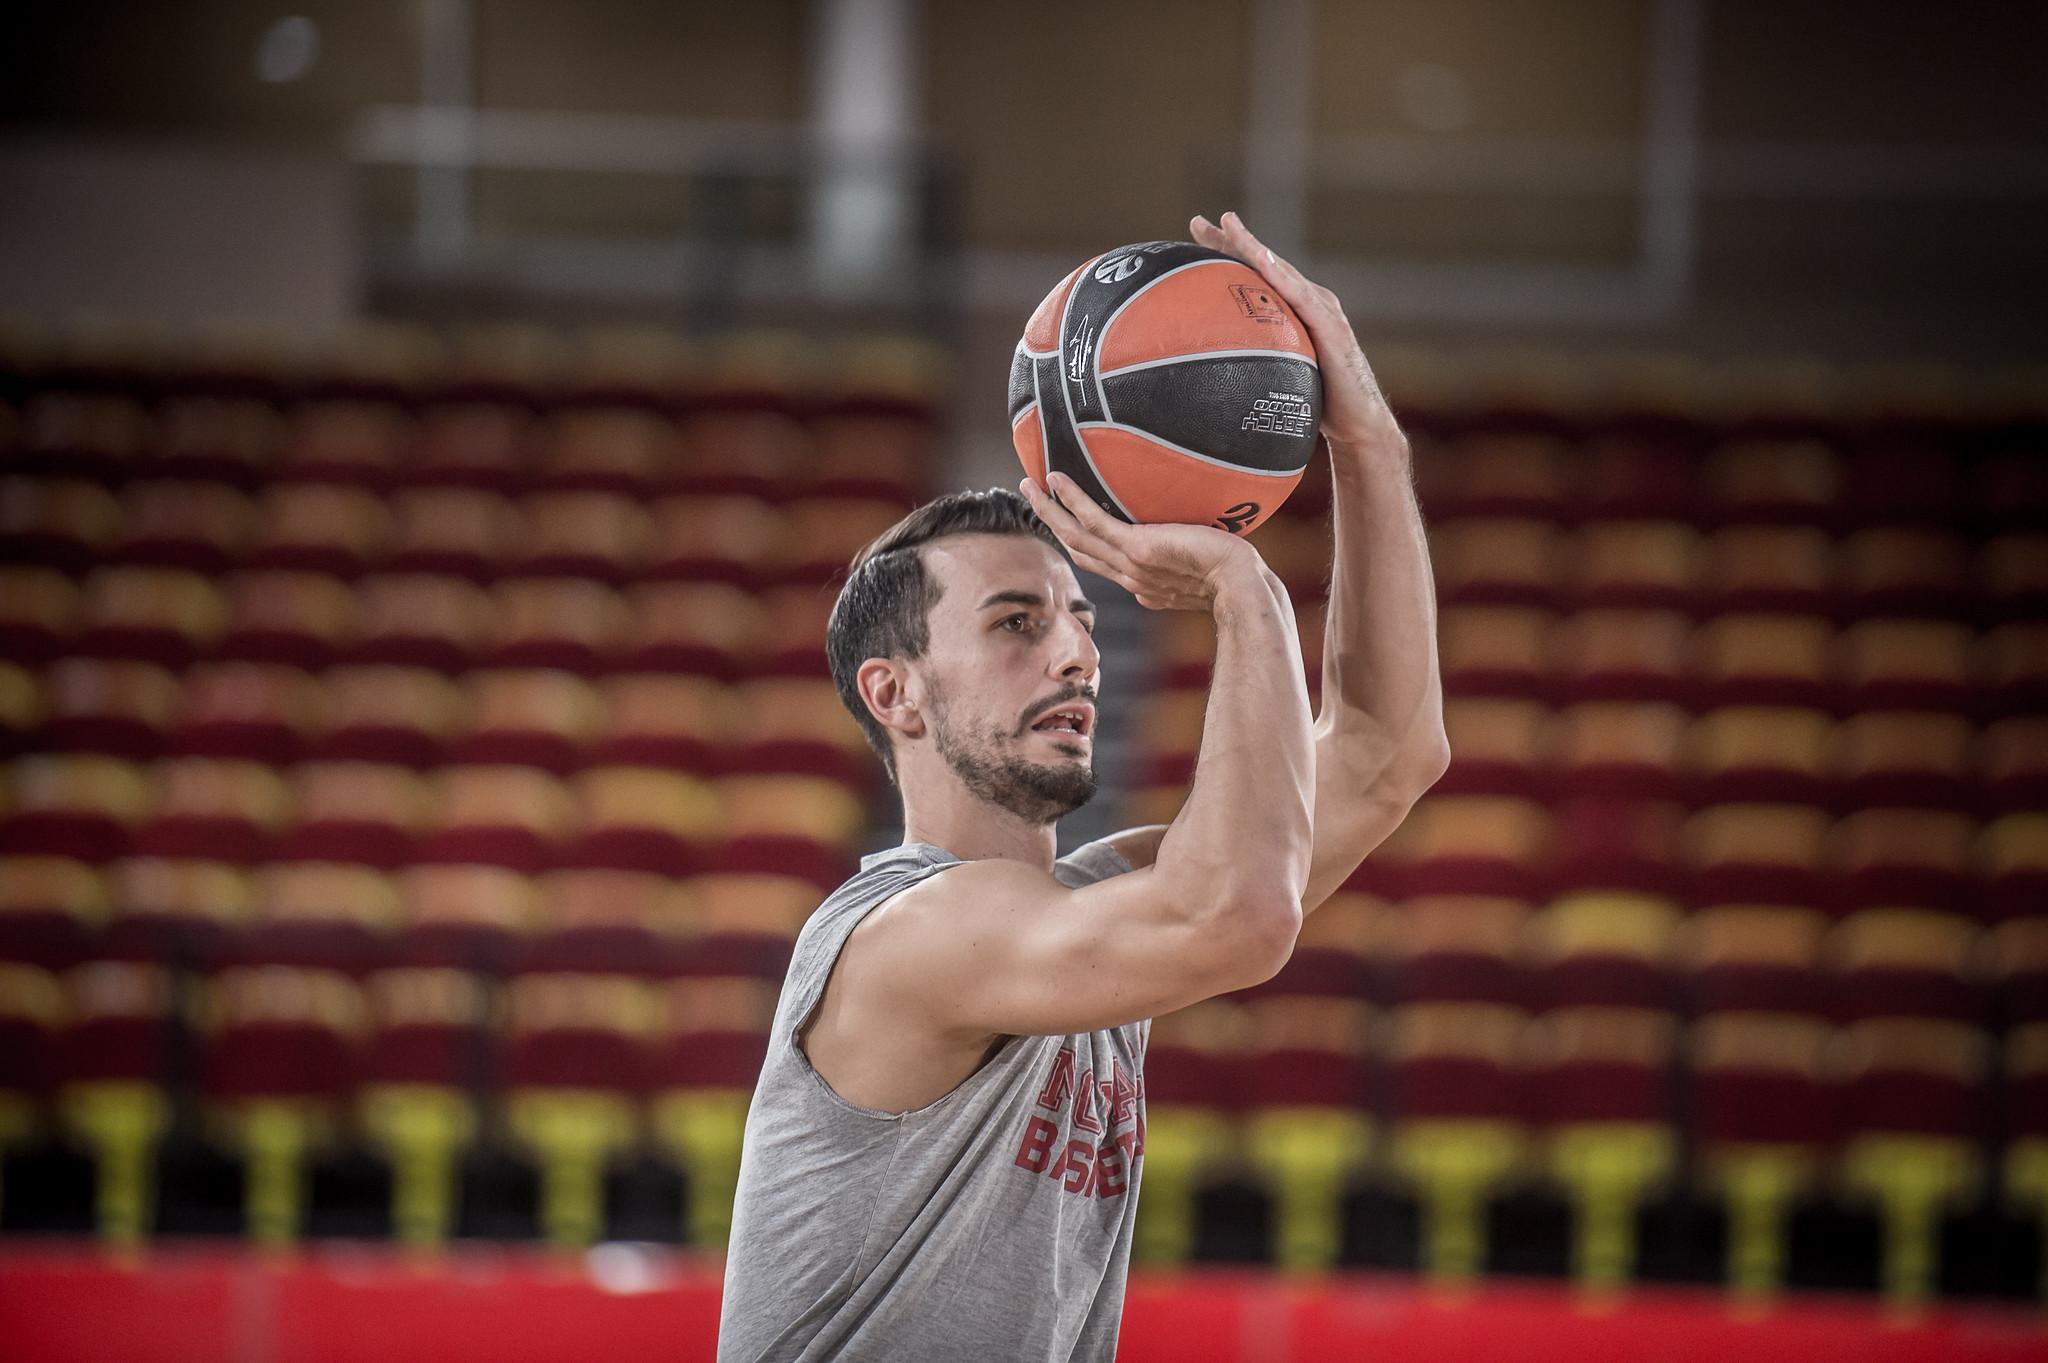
left=1021, top=471, right=1268, bottom=612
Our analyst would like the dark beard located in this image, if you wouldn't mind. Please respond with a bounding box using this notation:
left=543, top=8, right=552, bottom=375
left=930, top=687, right=1097, bottom=826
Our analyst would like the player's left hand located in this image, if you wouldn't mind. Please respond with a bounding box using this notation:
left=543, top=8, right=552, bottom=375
left=1190, top=211, right=1401, bottom=454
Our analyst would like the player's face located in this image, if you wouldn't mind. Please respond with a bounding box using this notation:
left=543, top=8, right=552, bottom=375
left=916, top=534, right=1101, bottom=824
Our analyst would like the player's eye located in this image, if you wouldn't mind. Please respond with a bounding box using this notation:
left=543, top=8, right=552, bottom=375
left=998, top=614, right=1031, bottom=632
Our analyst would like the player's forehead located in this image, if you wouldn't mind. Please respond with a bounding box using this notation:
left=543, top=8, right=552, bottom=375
left=922, top=533, right=1081, bottom=614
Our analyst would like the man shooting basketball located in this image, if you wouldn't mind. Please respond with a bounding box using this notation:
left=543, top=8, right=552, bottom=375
left=718, top=212, right=1447, bottom=1361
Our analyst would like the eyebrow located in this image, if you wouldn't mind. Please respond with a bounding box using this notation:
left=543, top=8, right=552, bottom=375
left=978, top=590, right=1096, bottom=616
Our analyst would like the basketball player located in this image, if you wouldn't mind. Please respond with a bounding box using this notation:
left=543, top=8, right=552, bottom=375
left=718, top=212, right=1447, bottom=1360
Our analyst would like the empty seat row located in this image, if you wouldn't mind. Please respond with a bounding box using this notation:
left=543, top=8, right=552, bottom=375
left=0, top=567, right=839, bottom=677
left=0, top=661, right=868, bottom=782
left=0, top=476, right=908, bottom=586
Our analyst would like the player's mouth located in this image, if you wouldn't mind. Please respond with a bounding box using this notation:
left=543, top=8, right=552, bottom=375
left=1027, top=702, right=1095, bottom=742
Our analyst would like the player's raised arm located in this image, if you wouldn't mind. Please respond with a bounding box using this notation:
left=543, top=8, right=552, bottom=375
left=856, top=477, right=1315, bottom=1037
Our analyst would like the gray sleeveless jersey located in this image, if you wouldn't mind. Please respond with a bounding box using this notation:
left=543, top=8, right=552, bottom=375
left=718, top=840, right=1149, bottom=1362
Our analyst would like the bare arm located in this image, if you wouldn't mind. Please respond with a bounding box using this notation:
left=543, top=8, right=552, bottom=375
left=1104, top=214, right=1449, bottom=911
left=855, top=497, right=1316, bottom=1038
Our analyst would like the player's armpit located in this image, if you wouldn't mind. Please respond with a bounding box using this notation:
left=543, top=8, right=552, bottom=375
left=856, top=855, right=1297, bottom=1038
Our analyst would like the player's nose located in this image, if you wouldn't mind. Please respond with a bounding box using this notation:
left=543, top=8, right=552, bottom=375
left=1051, top=613, right=1100, bottom=681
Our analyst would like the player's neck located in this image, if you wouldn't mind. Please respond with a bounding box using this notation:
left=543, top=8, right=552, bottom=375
left=898, top=792, right=1059, bottom=871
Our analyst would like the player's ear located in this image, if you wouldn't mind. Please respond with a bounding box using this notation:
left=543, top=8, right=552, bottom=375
left=859, top=657, right=925, bottom=740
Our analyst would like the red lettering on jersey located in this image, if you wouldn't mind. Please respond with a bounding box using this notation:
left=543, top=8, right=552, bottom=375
left=1094, top=1141, right=1127, bottom=1198
left=1050, top=1139, right=1094, bottom=1194
left=1035, top=1047, right=1076, bottom=1113
left=1013, top=1115, right=1058, bottom=1173
left=1072, top=1067, right=1102, bottom=1134
left=1104, top=1059, right=1139, bottom=1126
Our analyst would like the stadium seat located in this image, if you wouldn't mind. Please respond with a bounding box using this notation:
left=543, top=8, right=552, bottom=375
left=1152, top=612, right=1217, bottom=691
left=1379, top=794, right=1552, bottom=902
left=501, top=968, right=658, bottom=1245
left=1701, top=525, right=1834, bottom=617
left=1683, top=802, right=1830, bottom=911
left=673, top=409, right=806, bottom=499
left=131, top=757, right=288, bottom=864
left=750, top=587, right=838, bottom=678
left=526, top=868, right=693, bottom=976
left=1692, top=613, right=1835, bottom=711
left=1135, top=997, right=1247, bottom=1264
left=172, top=662, right=320, bottom=763
left=278, top=762, right=431, bottom=869
left=1551, top=609, right=1692, bottom=705
left=1974, top=450, right=2048, bottom=533
left=151, top=395, right=282, bottom=486
left=1578, top=438, right=1699, bottom=522
left=0, top=855, right=104, bottom=969
left=1980, top=622, right=2048, bottom=717
left=805, top=410, right=929, bottom=503
left=0, top=958, right=62, bottom=1218
left=532, top=406, right=679, bottom=497
left=395, top=863, right=536, bottom=971
left=1979, top=533, right=2048, bottom=622
left=1831, top=710, right=1975, bottom=813
left=348, top=574, right=495, bottom=673
left=57, top=957, right=178, bottom=1242
left=1431, top=518, right=1562, bottom=610
left=216, top=570, right=359, bottom=669
left=771, top=497, right=915, bottom=587
left=385, top=488, right=519, bottom=581
left=1566, top=520, right=1702, bottom=613
left=596, top=674, right=731, bottom=772
left=1439, top=606, right=1552, bottom=701
left=1686, top=706, right=1836, bottom=808
left=246, top=482, right=393, bottom=576
left=644, top=495, right=788, bottom=588
left=512, top=491, right=652, bottom=584
left=415, top=765, right=574, bottom=875
left=405, top=403, right=532, bottom=492
left=197, top=961, right=367, bottom=1243
left=1839, top=527, right=1972, bottom=621
left=452, top=670, right=605, bottom=775
left=1551, top=701, right=1687, bottom=803
left=1838, top=618, right=1975, bottom=714
left=103, top=856, right=253, bottom=960
left=0, top=662, right=36, bottom=759
left=1830, top=809, right=1979, bottom=924
left=726, top=676, right=873, bottom=786
left=278, top=399, right=413, bottom=487
left=1979, top=814, right=2048, bottom=924
left=704, top=774, right=862, bottom=890
left=0, top=567, right=81, bottom=663
left=1245, top=511, right=1330, bottom=597
left=1434, top=697, right=1550, bottom=798
left=1831, top=1014, right=1986, bottom=1305
left=650, top=968, right=781, bottom=1248
left=39, top=657, right=181, bottom=759
left=553, top=766, right=718, bottom=878
left=0, top=476, right=120, bottom=571
left=1702, top=438, right=1840, bottom=526
left=1417, top=432, right=1575, bottom=521
left=13, top=392, right=148, bottom=481
left=313, top=665, right=463, bottom=769
left=0, top=754, right=148, bottom=862
left=1840, top=444, right=1968, bottom=527
left=109, top=479, right=256, bottom=573
left=1980, top=717, right=2048, bottom=813
left=72, top=566, right=226, bottom=668
left=618, top=582, right=763, bottom=680
left=486, top=579, right=627, bottom=674
left=357, top=958, right=490, bottom=1245
left=1690, top=1011, right=1837, bottom=1296
left=1549, top=797, right=1687, bottom=899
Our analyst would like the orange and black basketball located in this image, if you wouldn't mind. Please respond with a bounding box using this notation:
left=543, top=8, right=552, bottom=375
left=1009, top=240, right=1322, bottom=537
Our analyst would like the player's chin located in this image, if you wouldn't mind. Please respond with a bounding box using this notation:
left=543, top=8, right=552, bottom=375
left=1030, top=731, right=1093, bottom=759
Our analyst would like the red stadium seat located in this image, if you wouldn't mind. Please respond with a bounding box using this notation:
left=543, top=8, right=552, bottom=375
left=151, top=396, right=282, bottom=486
left=1682, top=802, right=1831, bottom=912
left=511, top=492, right=652, bottom=584
left=313, top=666, right=463, bottom=769
left=1418, top=432, right=1575, bottom=521
left=1431, top=518, right=1561, bottom=610
left=725, top=676, right=874, bottom=786
left=1438, top=606, right=1553, bottom=702
left=0, top=855, right=104, bottom=968
left=405, top=403, right=533, bottom=492
left=1831, top=710, right=1975, bottom=813
left=1691, top=613, right=1834, bottom=711
left=485, top=579, right=627, bottom=674
left=1838, top=618, right=1975, bottom=714
left=619, top=582, right=764, bottom=680
left=0, top=476, right=121, bottom=571
left=246, top=483, right=393, bottom=576
left=1980, top=717, right=2048, bottom=813
left=171, top=663, right=320, bottom=763
left=532, top=407, right=681, bottom=497
left=278, top=399, right=413, bottom=487
left=348, top=574, right=495, bottom=673
left=14, top=392, right=149, bottom=481
left=109, top=479, right=256, bottom=573
left=644, top=495, right=788, bottom=588
left=216, top=570, right=359, bottom=669
left=556, top=767, right=719, bottom=878
left=1579, top=438, right=1699, bottom=522
left=453, top=669, right=605, bottom=774
left=1838, top=526, right=1971, bottom=621
left=104, top=857, right=252, bottom=959
left=415, top=765, right=575, bottom=875
left=386, top=488, right=519, bottom=581
left=0, top=567, right=80, bottom=664
left=1551, top=609, right=1692, bottom=706
left=1551, top=701, right=1687, bottom=803
left=705, top=774, right=863, bottom=890
left=0, top=662, right=40, bottom=759
left=770, top=497, right=915, bottom=588
left=1980, top=622, right=2048, bottom=716
left=1435, top=697, right=1549, bottom=798
left=72, top=567, right=226, bottom=668
left=1979, top=533, right=2048, bottom=622
left=1685, top=707, right=1836, bottom=808
left=279, top=762, right=431, bottom=869
left=0, top=754, right=149, bottom=862
left=1565, top=520, right=1702, bottom=613
left=39, top=658, right=181, bottom=759
left=131, top=757, right=288, bottom=863
left=596, top=674, right=731, bottom=772
left=1702, top=438, right=1840, bottom=526
left=1701, top=525, right=1834, bottom=617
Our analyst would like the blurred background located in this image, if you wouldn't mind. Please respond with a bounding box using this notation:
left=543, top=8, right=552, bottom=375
left=0, top=2, right=2045, bottom=1360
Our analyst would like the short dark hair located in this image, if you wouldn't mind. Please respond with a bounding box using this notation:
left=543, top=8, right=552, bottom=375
left=827, top=487, right=1061, bottom=783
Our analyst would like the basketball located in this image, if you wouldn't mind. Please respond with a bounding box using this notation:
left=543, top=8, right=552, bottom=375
left=1008, top=239, right=1322, bottom=537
